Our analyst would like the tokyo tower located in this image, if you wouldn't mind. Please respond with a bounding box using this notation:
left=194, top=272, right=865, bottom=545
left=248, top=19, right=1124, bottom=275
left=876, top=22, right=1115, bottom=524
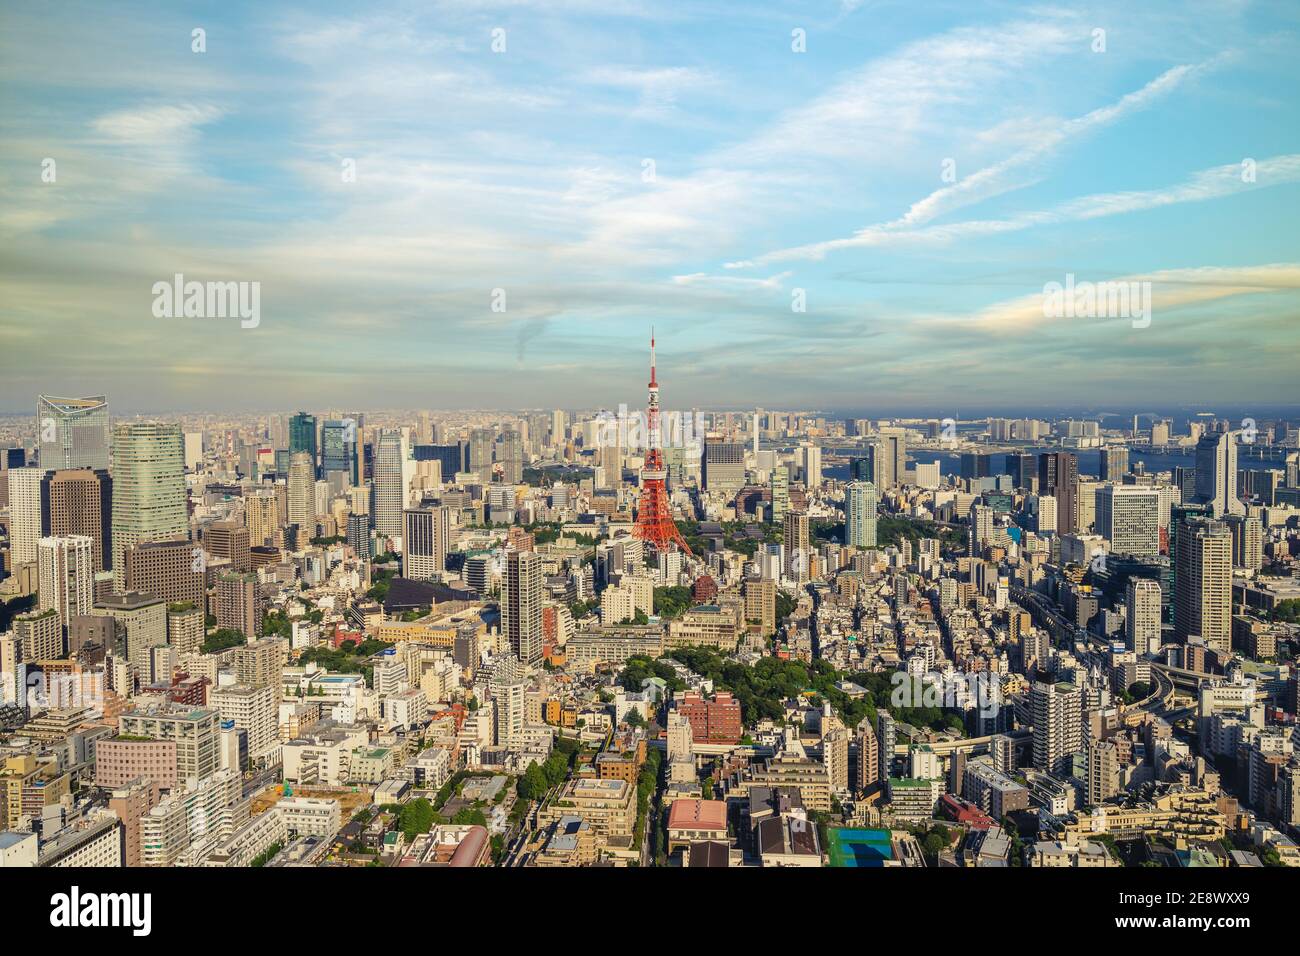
left=633, top=332, right=693, bottom=555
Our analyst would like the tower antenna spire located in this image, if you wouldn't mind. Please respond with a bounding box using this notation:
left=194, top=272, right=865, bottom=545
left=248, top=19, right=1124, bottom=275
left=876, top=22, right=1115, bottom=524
left=633, top=328, right=692, bottom=556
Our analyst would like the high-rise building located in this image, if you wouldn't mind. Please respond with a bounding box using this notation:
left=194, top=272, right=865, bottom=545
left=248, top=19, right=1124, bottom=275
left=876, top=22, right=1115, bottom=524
left=244, top=491, right=280, bottom=549
left=403, top=507, right=450, bottom=581
left=216, top=573, right=264, bottom=641
left=205, top=520, right=251, bottom=572
left=13, top=608, right=63, bottom=661
left=702, top=440, right=746, bottom=494
left=7, top=466, right=43, bottom=566
left=783, top=510, right=810, bottom=582
left=1194, top=432, right=1244, bottom=517
left=502, top=549, right=543, bottom=665
left=289, top=412, right=318, bottom=472
left=1030, top=678, right=1082, bottom=778
left=41, top=468, right=112, bottom=572
left=37, top=535, right=94, bottom=628
left=1174, top=518, right=1232, bottom=654
left=1125, top=578, right=1162, bottom=656
left=371, top=429, right=406, bottom=538
left=123, top=539, right=206, bottom=609
left=97, top=591, right=167, bottom=678
left=346, top=512, right=371, bottom=560
left=110, top=423, right=188, bottom=588
left=960, top=452, right=991, bottom=481
left=1225, top=514, right=1263, bottom=571
left=1007, top=453, right=1036, bottom=491
left=1095, top=484, right=1160, bottom=557
left=770, top=465, right=790, bottom=522
left=287, top=451, right=314, bottom=533
left=876, top=428, right=907, bottom=489
left=468, top=428, right=495, bottom=484
left=498, top=429, right=524, bottom=485
left=968, top=503, right=994, bottom=558
left=797, top=443, right=822, bottom=488
left=845, top=481, right=878, bottom=549
left=1038, top=452, right=1078, bottom=534
left=321, top=419, right=358, bottom=484
left=1099, top=446, right=1130, bottom=481
left=37, top=395, right=110, bottom=471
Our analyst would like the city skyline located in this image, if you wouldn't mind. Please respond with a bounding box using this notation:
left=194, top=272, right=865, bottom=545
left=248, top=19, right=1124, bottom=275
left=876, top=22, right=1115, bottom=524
left=3, top=1, right=1299, bottom=410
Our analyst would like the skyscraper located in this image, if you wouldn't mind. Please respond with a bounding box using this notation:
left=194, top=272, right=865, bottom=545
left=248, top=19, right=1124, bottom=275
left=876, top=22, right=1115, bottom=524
left=37, top=395, right=110, bottom=471
left=845, top=481, right=879, bottom=549
left=784, top=510, right=810, bottom=582
left=1099, top=446, right=1130, bottom=481
left=498, top=429, right=524, bottom=485
left=110, top=423, right=188, bottom=587
left=287, top=451, right=314, bottom=532
left=770, top=465, right=790, bottom=522
left=37, top=535, right=94, bottom=628
left=7, top=466, right=43, bottom=567
left=1030, top=678, right=1082, bottom=777
left=322, top=419, right=358, bottom=484
left=1038, top=451, right=1078, bottom=534
left=403, top=506, right=450, bottom=581
left=371, top=429, right=406, bottom=538
left=1125, top=577, right=1162, bottom=656
left=41, top=468, right=112, bottom=572
left=1174, top=517, right=1232, bottom=654
left=1225, top=514, right=1263, bottom=571
left=468, top=428, right=495, bottom=484
left=702, top=439, right=746, bottom=494
left=876, top=428, right=907, bottom=489
left=289, top=412, right=318, bottom=472
left=968, top=502, right=994, bottom=558
left=502, top=549, right=543, bottom=664
left=1095, top=484, right=1160, bottom=557
left=1007, top=453, right=1036, bottom=491
left=960, top=452, right=991, bottom=481
left=1194, top=432, right=1244, bottom=516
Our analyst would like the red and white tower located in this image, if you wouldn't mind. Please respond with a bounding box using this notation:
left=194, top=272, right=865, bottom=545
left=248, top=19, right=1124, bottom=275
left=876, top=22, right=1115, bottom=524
left=633, top=332, right=693, bottom=555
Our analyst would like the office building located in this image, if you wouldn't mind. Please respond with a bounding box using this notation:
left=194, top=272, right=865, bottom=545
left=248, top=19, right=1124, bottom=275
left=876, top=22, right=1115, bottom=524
left=502, top=549, right=543, bottom=664
left=404, top=506, right=450, bottom=581
left=37, top=395, right=110, bottom=471
left=1038, top=452, right=1078, bottom=535
left=1126, top=578, right=1162, bottom=656
left=784, top=510, right=810, bottom=582
left=40, top=468, right=112, bottom=573
left=844, top=481, right=878, bottom=549
left=37, top=535, right=94, bottom=627
left=1095, top=484, right=1160, bottom=557
left=110, top=423, right=188, bottom=588
left=1194, top=432, right=1244, bottom=517
left=1174, top=518, right=1232, bottom=655
left=123, top=538, right=206, bottom=609
left=205, top=520, right=251, bottom=572
left=703, top=440, right=746, bottom=494
left=371, top=429, right=406, bottom=537
left=287, top=451, right=314, bottom=532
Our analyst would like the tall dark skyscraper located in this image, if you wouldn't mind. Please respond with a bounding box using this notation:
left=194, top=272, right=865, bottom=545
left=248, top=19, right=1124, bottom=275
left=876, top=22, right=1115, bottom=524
left=289, top=412, right=318, bottom=473
left=960, top=452, right=991, bottom=481
left=1038, top=451, right=1078, bottom=534
left=1007, top=453, right=1036, bottom=490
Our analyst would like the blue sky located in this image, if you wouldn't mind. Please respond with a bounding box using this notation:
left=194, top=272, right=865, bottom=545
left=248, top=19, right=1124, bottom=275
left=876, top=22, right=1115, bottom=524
left=1, top=0, right=1298, bottom=414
